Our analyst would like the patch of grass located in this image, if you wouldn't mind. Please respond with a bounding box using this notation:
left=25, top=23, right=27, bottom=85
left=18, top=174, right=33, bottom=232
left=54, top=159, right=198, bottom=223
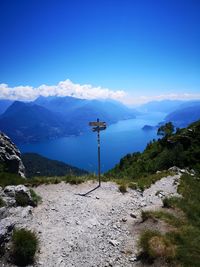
left=141, top=210, right=183, bottom=227
left=28, top=174, right=97, bottom=187
left=167, top=225, right=200, bottom=267
left=0, top=196, right=6, bottom=207
left=139, top=174, right=200, bottom=266
left=118, top=184, right=127, bottom=193
left=30, top=189, right=42, bottom=206
left=136, top=171, right=172, bottom=191
left=106, top=171, right=172, bottom=191
left=139, top=230, right=176, bottom=262
left=162, top=196, right=181, bottom=208
left=65, top=175, right=86, bottom=185
left=0, top=172, right=25, bottom=188
left=10, top=228, right=38, bottom=266
left=128, top=182, right=138, bottom=190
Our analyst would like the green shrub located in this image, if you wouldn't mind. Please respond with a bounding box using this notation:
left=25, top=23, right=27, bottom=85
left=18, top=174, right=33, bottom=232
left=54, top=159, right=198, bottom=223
left=30, top=189, right=42, bottom=206
left=139, top=230, right=176, bottom=262
left=15, top=194, right=30, bottom=207
left=118, top=184, right=127, bottom=193
left=128, top=182, right=138, bottom=190
left=141, top=210, right=152, bottom=222
left=0, top=196, right=5, bottom=207
left=11, top=229, right=38, bottom=266
left=162, top=196, right=180, bottom=208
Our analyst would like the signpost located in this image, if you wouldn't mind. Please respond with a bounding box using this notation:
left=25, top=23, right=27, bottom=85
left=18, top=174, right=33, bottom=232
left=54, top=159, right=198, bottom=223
left=89, top=118, right=107, bottom=187
left=78, top=118, right=107, bottom=196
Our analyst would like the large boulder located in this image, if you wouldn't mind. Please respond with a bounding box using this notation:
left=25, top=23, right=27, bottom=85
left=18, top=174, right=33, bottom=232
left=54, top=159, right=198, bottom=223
left=0, top=132, right=25, bottom=177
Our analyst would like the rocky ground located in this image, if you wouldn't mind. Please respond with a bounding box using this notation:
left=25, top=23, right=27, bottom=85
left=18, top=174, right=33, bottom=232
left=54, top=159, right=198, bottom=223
left=0, top=174, right=181, bottom=267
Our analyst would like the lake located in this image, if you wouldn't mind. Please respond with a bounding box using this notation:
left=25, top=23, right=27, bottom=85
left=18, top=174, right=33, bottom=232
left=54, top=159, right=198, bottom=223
left=19, top=112, right=166, bottom=173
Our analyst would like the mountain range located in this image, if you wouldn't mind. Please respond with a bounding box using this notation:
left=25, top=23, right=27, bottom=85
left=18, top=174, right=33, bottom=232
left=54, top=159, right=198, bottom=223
left=0, top=97, right=200, bottom=144
left=139, top=100, right=200, bottom=129
left=0, top=96, right=137, bottom=143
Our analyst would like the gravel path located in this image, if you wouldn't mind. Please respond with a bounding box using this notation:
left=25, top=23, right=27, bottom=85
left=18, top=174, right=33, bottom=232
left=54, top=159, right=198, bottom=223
left=26, top=174, right=180, bottom=267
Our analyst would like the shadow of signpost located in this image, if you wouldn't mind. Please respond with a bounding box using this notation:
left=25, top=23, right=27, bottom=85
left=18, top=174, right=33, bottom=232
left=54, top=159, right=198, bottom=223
left=76, top=184, right=100, bottom=197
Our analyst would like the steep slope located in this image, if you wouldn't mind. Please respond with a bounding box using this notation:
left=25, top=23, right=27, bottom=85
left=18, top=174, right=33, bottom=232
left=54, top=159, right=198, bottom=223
left=107, top=120, right=200, bottom=180
left=0, top=132, right=25, bottom=177
left=22, top=153, right=88, bottom=178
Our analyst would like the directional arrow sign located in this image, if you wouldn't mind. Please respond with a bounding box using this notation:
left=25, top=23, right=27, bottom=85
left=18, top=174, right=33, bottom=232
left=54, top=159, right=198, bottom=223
left=92, top=126, right=107, bottom=132
left=89, top=121, right=106, bottom=127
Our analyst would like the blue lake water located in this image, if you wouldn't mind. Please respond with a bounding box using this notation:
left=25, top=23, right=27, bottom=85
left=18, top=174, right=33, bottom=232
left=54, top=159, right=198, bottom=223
left=19, top=112, right=166, bottom=173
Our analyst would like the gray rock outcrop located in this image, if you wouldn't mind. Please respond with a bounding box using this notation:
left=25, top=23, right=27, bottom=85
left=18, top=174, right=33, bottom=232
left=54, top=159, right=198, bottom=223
left=0, top=185, right=35, bottom=256
left=0, top=132, right=25, bottom=177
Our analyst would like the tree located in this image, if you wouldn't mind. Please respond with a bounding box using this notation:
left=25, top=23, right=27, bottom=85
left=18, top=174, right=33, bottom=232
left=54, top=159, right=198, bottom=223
left=157, top=122, right=174, bottom=138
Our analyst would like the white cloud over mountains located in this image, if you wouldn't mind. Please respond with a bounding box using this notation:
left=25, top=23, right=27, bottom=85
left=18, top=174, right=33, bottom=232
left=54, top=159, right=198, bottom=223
left=0, top=79, right=126, bottom=102
left=0, top=79, right=199, bottom=105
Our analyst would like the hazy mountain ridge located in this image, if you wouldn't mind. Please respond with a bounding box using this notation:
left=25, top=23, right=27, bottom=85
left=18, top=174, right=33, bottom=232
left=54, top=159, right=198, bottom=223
left=164, top=103, right=200, bottom=127
left=138, top=100, right=185, bottom=113
left=138, top=100, right=200, bottom=129
left=0, top=96, right=137, bottom=143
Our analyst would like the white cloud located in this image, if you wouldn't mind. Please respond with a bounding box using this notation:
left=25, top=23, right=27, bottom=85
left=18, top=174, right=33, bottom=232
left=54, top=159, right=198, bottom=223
left=0, top=80, right=199, bottom=106
left=123, top=92, right=200, bottom=106
left=0, top=79, right=126, bottom=102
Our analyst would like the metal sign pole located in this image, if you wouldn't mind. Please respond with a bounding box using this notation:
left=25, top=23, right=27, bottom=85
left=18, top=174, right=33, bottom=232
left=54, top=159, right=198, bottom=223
left=97, top=119, right=101, bottom=187
left=78, top=118, right=106, bottom=196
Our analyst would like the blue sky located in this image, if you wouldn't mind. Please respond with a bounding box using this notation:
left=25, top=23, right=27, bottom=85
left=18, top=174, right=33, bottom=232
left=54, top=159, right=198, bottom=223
left=0, top=0, right=199, bottom=104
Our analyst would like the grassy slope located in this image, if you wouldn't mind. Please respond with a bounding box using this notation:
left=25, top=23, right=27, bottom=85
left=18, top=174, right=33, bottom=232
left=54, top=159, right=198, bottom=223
left=139, top=173, right=200, bottom=266
left=106, top=120, right=200, bottom=180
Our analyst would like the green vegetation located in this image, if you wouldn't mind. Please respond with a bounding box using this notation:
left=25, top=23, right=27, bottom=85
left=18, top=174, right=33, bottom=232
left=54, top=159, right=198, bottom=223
left=0, top=196, right=5, bottom=207
left=162, top=196, right=180, bottom=208
left=30, top=189, right=42, bottom=206
left=10, top=229, right=38, bottom=266
left=22, top=153, right=88, bottom=178
left=106, top=120, right=200, bottom=181
left=106, top=170, right=171, bottom=191
left=157, top=122, right=174, bottom=138
left=141, top=210, right=183, bottom=227
left=118, top=183, right=127, bottom=193
left=15, top=193, right=30, bottom=207
left=29, top=174, right=96, bottom=187
left=0, top=170, right=96, bottom=188
left=139, top=173, right=200, bottom=266
left=15, top=189, right=41, bottom=207
left=139, top=230, right=176, bottom=263
left=0, top=172, right=25, bottom=188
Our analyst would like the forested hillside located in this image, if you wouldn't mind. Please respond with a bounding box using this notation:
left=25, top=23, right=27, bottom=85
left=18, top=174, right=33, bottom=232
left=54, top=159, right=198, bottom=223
left=107, top=120, right=200, bottom=179
left=22, top=153, right=88, bottom=178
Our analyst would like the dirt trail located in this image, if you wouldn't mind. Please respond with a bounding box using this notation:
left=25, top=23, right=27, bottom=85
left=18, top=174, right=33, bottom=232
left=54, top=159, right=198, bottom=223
left=25, top=175, right=180, bottom=267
